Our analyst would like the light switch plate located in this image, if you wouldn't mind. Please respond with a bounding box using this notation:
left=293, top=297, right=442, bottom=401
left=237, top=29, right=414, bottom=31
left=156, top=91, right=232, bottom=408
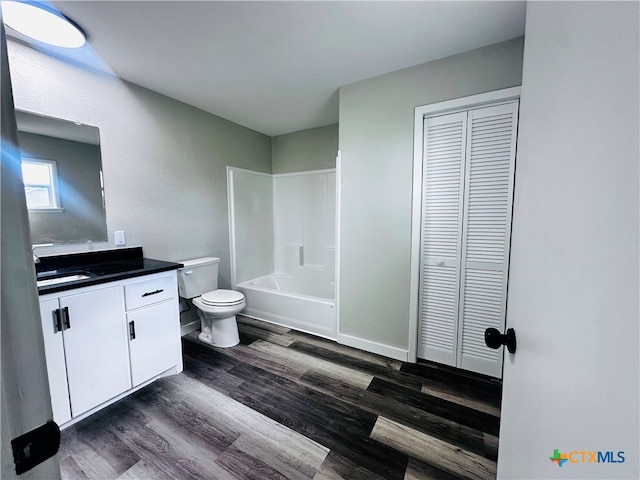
left=114, top=230, right=126, bottom=246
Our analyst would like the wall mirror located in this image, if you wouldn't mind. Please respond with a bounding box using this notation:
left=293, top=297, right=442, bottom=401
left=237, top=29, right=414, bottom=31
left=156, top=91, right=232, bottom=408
left=16, top=110, right=108, bottom=245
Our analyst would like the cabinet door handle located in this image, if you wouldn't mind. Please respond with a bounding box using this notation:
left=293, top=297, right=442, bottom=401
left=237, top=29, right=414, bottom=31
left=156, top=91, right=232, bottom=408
left=62, top=306, right=71, bottom=330
left=129, top=321, right=136, bottom=340
left=142, top=289, right=163, bottom=298
left=53, top=309, right=63, bottom=333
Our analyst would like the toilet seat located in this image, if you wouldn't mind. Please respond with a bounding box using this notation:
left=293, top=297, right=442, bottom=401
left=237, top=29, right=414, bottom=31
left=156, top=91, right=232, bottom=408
left=200, top=289, right=245, bottom=307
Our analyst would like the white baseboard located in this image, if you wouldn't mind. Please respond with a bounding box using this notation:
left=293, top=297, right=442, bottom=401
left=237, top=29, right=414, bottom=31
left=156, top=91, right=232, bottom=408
left=180, top=319, right=200, bottom=336
left=337, top=333, right=408, bottom=362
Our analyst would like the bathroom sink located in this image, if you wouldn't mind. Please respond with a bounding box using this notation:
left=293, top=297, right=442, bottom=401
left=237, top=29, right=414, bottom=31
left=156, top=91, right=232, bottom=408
left=37, top=274, right=92, bottom=287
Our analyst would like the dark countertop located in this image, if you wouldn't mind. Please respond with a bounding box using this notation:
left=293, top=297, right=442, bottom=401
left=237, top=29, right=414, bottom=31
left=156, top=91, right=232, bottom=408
left=36, top=247, right=183, bottom=295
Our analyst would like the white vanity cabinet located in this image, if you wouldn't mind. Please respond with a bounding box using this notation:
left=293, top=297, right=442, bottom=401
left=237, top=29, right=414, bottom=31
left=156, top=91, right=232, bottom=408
left=38, top=270, right=182, bottom=427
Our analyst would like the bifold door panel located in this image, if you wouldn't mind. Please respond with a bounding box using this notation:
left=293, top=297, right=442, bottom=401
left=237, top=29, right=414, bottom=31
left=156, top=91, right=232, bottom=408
left=419, top=111, right=467, bottom=367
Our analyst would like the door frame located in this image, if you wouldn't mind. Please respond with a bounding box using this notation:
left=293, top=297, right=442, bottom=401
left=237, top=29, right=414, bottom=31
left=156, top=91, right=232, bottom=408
left=408, top=86, right=521, bottom=363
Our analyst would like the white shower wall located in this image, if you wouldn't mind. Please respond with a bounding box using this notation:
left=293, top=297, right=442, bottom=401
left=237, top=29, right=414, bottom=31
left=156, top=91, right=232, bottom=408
left=274, top=170, right=336, bottom=279
left=228, top=167, right=336, bottom=286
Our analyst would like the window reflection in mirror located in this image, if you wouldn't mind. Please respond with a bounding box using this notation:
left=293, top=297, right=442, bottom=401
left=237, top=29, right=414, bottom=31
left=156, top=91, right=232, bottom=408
left=16, top=110, right=108, bottom=245
left=21, top=158, right=62, bottom=210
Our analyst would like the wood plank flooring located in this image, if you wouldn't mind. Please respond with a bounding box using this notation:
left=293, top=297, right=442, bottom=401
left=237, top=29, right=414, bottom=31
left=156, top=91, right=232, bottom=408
left=59, top=316, right=502, bottom=479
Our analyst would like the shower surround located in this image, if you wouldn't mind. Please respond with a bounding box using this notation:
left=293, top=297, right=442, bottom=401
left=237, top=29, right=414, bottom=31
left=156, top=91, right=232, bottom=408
left=227, top=167, right=336, bottom=338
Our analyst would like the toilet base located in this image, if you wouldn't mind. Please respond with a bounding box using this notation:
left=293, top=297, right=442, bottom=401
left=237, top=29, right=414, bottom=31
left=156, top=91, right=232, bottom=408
left=197, top=312, right=240, bottom=348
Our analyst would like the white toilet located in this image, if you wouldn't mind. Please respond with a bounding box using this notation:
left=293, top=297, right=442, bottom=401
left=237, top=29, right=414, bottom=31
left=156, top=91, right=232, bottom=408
left=177, top=257, right=245, bottom=347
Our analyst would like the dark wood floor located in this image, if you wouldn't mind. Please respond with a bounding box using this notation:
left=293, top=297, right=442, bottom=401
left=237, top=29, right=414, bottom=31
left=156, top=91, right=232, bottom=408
left=59, top=316, right=502, bottom=480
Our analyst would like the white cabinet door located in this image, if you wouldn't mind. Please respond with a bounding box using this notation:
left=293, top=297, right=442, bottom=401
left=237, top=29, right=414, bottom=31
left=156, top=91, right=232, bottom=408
left=127, top=299, right=178, bottom=387
left=60, top=285, right=131, bottom=417
left=38, top=298, right=72, bottom=424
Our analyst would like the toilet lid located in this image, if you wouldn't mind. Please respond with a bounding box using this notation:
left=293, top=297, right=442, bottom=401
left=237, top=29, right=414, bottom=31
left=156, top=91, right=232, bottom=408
left=200, top=289, right=245, bottom=306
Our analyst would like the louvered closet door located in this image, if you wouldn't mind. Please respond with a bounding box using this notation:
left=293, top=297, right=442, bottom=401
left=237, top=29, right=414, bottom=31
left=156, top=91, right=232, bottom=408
left=458, top=101, right=519, bottom=378
left=418, top=111, right=467, bottom=365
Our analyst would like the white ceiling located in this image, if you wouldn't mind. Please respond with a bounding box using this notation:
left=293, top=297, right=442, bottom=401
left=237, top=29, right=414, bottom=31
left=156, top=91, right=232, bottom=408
left=50, top=1, right=526, bottom=137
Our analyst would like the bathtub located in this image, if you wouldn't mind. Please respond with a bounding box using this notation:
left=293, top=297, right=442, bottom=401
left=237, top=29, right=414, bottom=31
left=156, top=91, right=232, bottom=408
left=236, top=272, right=336, bottom=339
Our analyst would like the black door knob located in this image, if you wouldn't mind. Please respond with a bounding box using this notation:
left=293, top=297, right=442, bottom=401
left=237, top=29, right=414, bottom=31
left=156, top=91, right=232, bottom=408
left=484, top=327, right=516, bottom=354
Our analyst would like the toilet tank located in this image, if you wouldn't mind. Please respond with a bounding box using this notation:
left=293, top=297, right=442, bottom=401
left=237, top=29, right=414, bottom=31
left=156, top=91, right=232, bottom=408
left=178, top=257, right=220, bottom=298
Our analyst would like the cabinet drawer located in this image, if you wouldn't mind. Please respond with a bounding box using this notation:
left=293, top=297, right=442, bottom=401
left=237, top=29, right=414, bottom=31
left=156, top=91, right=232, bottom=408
left=124, top=273, right=175, bottom=310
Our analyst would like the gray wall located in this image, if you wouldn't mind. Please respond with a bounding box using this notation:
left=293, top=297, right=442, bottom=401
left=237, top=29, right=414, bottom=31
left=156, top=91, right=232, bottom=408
left=338, top=37, right=524, bottom=352
left=19, top=132, right=107, bottom=244
left=272, top=124, right=338, bottom=174
left=7, top=40, right=272, bottom=289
